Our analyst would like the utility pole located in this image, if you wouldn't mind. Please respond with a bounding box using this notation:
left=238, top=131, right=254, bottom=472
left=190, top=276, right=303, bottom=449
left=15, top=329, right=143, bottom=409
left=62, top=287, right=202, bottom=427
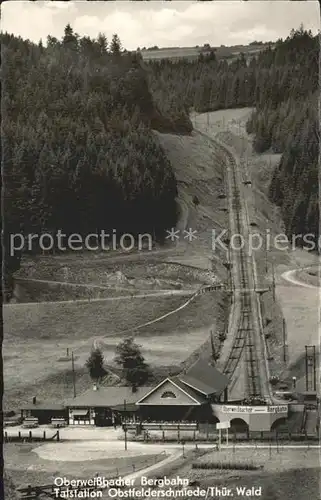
left=305, top=346, right=309, bottom=391
left=313, top=345, right=317, bottom=392
left=272, top=263, right=276, bottom=302
left=305, top=345, right=317, bottom=392
left=124, top=399, right=127, bottom=451
left=210, top=330, right=215, bottom=361
left=71, top=351, right=76, bottom=398
left=282, top=319, right=286, bottom=363
left=265, top=246, right=268, bottom=274
left=227, top=245, right=232, bottom=294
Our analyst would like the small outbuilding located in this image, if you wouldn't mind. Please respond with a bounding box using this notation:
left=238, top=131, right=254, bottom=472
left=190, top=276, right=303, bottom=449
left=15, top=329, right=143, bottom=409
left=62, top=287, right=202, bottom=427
left=20, top=397, right=68, bottom=425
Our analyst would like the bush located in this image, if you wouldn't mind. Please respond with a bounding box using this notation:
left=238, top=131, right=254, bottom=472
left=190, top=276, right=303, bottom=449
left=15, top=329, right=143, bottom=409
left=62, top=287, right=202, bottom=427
left=270, top=375, right=280, bottom=386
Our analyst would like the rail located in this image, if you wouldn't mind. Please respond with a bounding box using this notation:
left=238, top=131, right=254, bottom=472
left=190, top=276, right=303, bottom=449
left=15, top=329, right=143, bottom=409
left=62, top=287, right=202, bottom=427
left=220, top=145, right=264, bottom=399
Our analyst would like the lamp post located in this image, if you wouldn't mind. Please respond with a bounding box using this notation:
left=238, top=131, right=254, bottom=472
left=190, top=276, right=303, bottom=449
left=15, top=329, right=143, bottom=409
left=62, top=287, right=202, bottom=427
left=181, top=440, right=185, bottom=458
left=71, top=351, right=76, bottom=398
left=124, top=399, right=127, bottom=451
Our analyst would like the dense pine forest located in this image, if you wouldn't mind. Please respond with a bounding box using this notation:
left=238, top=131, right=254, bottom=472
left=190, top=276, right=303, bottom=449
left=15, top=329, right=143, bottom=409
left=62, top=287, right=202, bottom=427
left=3, top=25, right=319, bottom=299
left=147, top=26, right=319, bottom=243
left=2, top=26, right=190, bottom=299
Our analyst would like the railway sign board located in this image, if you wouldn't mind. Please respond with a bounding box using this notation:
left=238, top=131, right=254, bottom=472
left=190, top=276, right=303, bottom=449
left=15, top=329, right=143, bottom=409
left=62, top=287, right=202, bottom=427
left=221, top=405, right=287, bottom=414
left=216, top=421, right=231, bottom=429
left=217, top=421, right=230, bottom=449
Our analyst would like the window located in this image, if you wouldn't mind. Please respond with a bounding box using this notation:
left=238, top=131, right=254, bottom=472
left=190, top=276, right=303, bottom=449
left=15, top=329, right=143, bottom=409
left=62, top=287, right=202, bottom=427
left=161, top=391, right=176, bottom=399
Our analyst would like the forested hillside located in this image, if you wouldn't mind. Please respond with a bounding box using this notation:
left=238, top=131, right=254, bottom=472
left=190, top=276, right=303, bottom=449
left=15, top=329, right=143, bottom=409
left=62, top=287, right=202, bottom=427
left=247, top=29, right=319, bottom=241
left=3, top=26, right=319, bottom=300
left=2, top=26, right=191, bottom=299
left=147, top=27, right=319, bottom=243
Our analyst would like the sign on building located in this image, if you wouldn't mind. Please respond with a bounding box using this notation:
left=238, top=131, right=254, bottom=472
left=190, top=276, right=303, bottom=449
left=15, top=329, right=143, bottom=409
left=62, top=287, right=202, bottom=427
left=221, top=405, right=288, bottom=414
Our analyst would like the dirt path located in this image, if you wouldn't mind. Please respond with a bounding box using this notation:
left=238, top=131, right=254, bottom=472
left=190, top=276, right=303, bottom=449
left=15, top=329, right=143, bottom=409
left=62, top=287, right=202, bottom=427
left=281, top=269, right=320, bottom=289
left=6, top=288, right=195, bottom=308
left=123, top=451, right=182, bottom=483
left=93, top=286, right=204, bottom=349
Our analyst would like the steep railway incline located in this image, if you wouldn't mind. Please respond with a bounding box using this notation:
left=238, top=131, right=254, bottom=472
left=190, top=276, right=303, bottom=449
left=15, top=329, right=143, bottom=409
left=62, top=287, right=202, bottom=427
left=194, top=126, right=272, bottom=402
left=223, top=143, right=271, bottom=401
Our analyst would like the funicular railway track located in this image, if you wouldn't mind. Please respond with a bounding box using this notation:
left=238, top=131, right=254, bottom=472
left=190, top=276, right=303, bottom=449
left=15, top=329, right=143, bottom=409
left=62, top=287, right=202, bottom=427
left=222, top=146, right=267, bottom=400
left=191, top=125, right=272, bottom=402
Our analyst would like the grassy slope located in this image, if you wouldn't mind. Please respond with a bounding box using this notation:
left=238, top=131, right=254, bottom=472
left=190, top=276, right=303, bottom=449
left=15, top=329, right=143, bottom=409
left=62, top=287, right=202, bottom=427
left=5, top=125, right=230, bottom=411
left=3, top=295, right=185, bottom=409
left=155, top=130, right=228, bottom=275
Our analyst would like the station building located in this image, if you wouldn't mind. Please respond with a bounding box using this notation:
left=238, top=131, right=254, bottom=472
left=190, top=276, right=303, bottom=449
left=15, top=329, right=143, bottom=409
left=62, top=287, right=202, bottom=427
left=19, top=361, right=290, bottom=431
left=64, top=362, right=229, bottom=425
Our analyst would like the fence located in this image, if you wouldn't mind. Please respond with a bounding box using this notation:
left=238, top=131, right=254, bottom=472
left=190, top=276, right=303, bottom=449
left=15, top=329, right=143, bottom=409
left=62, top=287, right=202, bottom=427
left=4, top=429, right=60, bottom=442
left=128, top=427, right=319, bottom=443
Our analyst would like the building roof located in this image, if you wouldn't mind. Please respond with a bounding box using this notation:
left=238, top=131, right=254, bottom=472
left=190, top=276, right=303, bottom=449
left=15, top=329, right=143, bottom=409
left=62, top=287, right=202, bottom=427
left=65, top=386, right=153, bottom=408
left=170, top=377, right=207, bottom=404
left=111, top=403, right=139, bottom=412
left=183, top=360, right=228, bottom=395
left=135, top=377, right=207, bottom=406
left=135, top=361, right=228, bottom=406
left=21, top=402, right=66, bottom=411
left=178, top=375, right=218, bottom=396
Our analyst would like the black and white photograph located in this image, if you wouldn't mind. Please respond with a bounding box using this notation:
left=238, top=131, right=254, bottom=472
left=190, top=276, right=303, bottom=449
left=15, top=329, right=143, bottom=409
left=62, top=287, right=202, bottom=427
left=2, top=1, right=320, bottom=499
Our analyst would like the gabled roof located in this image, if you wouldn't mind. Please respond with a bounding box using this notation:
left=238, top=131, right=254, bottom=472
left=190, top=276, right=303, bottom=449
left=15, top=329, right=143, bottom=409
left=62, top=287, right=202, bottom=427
left=183, top=360, right=228, bottom=395
left=135, top=377, right=205, bottom=405
left=170, top=377, right=207, bottom=404
left=65, top=386, right=153, bottom=408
